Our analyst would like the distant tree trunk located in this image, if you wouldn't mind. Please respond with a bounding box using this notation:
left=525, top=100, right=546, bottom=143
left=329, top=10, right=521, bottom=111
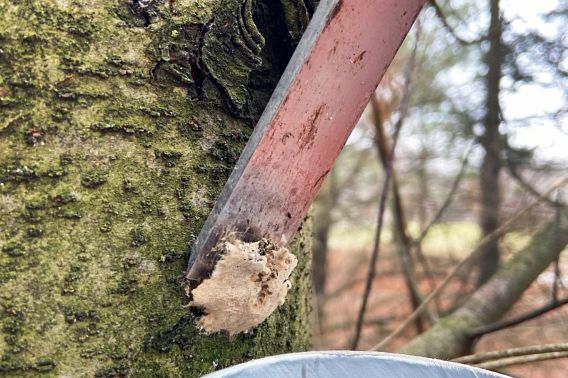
left=477, top=0, right=504, bottom=286
left=417, top=145, right=430, bottom=229
left=312, top=172, right=337, bottom=298
left=0, top=1, right=313, bottom=376
left=399, top=215, right=568, bottom=359
left=312, top=213, right=330, bottom=294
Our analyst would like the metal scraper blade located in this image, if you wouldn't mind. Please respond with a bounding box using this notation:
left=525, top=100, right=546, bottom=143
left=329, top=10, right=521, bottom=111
left=186, top=0, right=426, bottom=282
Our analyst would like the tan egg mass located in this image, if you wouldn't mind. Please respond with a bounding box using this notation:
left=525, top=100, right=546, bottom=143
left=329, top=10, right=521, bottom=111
left=189, top=237, right=297, bottom=336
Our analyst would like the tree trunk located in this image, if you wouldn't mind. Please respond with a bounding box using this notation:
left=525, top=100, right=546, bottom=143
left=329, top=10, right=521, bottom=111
left=398, top=215, right=568, bottom=359
left=477, top=0, right=504, bottom=286
left=0, top=1, right=313, bottom=376
left=417, top=145, right=430, bottom=229
left=312, top=171, right=336, bottom=298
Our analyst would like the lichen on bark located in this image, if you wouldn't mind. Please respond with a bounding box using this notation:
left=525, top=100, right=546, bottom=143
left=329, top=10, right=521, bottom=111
left=0, top=0, right=313, bottom=376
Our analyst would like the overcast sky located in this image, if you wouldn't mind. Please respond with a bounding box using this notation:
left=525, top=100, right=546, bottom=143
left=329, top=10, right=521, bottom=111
left=500, top=0, right=567, bottom=163
left=348, top=1, right=567, bottom=169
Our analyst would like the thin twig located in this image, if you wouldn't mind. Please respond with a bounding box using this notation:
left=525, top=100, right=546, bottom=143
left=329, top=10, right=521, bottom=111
left=350, top=137, right=396, bottom=350
left=504, top=159, right=565, bottom=208
left=323, top=268, right=397, bottom=304
left=411, top=142, right=473, bottom=247
left=413, top=243, right=443, bottom=314
left=331, top=148, right=372, bottom=204
left=475, top=351, right=568, bottom=370
left=428, top=0, right=486, bottom=46
left=372, top=94, right=429, bottom=332
left=408, top=143, right=473, bottom=314
left=350, top=25, right=421, bottom=350
left=323, top=268, right=452, bottom=304
left=552, top=257, right=561, bottom=301
left=552, top=190, right=563, bottom=301
left=368, top=178, right=568, bottom=352
left=325, top=316, right=396, bottom=333
left=469, top=297, right=568, bottom=338
left=453, top=343, right=568, bottom=365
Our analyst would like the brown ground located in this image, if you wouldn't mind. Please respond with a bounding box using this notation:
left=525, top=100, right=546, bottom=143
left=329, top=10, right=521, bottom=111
left=315, top=247, right=568, bottom=377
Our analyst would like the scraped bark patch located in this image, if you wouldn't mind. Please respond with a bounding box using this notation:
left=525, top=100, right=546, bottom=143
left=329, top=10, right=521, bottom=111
left=188, top=237, right=297, bottom=336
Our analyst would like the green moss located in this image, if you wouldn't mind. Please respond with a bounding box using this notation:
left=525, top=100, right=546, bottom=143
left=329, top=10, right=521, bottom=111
left=90, top=122, right=152, bottom=136
left=134, top=228, right=312, bottom=376
left=0, top=0, right=311, bottom=376
left=279, top=0, right=310, bottom=43
left=81, top=172, right=108, bottom=188
left=198, top=0, right=266, bottom=113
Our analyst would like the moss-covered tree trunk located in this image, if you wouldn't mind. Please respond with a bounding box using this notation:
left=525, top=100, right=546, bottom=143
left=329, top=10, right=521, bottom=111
left=0, top=1, right=315, bottom=376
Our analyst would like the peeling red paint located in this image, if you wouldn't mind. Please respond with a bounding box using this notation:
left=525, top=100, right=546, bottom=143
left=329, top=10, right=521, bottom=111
left=297, top=104, right=324, bottom=149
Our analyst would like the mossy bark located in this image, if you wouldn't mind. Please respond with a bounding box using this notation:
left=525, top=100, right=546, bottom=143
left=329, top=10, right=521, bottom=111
left=0, top=0, right=314, bottom=376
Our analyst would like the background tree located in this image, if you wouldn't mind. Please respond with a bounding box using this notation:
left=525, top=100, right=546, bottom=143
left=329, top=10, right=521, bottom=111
left=313, top=1, right=568, bottom=375
left=430, top=0, right=568, bottom=285
left=476, top=0, right=505, bottom=285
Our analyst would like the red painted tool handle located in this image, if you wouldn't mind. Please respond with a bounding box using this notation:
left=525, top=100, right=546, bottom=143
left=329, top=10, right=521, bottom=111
left=187, top=0, right=427, bottom=282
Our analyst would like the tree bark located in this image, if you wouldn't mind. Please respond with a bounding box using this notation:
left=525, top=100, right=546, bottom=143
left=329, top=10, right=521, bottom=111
left=398, top=214, right=568, bottom=359
left=0, top=1, right=313, bottom=376
left=477, top=0, right=504, bottom=286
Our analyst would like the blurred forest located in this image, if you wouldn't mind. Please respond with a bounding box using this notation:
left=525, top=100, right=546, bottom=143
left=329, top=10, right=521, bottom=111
left=311, top=0, right=568, bottom=376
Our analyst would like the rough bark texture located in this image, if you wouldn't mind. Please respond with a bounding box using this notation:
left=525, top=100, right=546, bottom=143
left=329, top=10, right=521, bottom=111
left=477, top=0, right=504, bottom=286
left=398, top=215, right=568, bottom=359
left=0, top=0, right=314, bottom=376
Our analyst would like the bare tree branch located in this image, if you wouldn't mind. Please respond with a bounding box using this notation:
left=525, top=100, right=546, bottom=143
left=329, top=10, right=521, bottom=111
left=323, top=266, right=401, bottom=304
left=453, top=343, right=568, bottom=365
left=504, top=159, right=565, bottom=208
left=475, top=351, right=568, bottom=370
left=393, top=213, right=568, bottom=359
left=428, top=0, right=486, bottom=46
left=413, top=243, right=444, bottom=314
left=552, top=193, right=564, bottom=301
left=325, top=316, right=396, bottom=334
left=350, top=24, right=421, bottom=350
left=350, top=131, right=396, bottom=350
left=368, top=178, right=568, bottom=352
left=411, top=142, right=473, bottom=247
left=408, top=174, right=568, bottom=353
left=372, top=94, right=430, bottom=333
left=552, top=257, right=561, bottom=301
left=469, top=296, right=568, bottom=338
